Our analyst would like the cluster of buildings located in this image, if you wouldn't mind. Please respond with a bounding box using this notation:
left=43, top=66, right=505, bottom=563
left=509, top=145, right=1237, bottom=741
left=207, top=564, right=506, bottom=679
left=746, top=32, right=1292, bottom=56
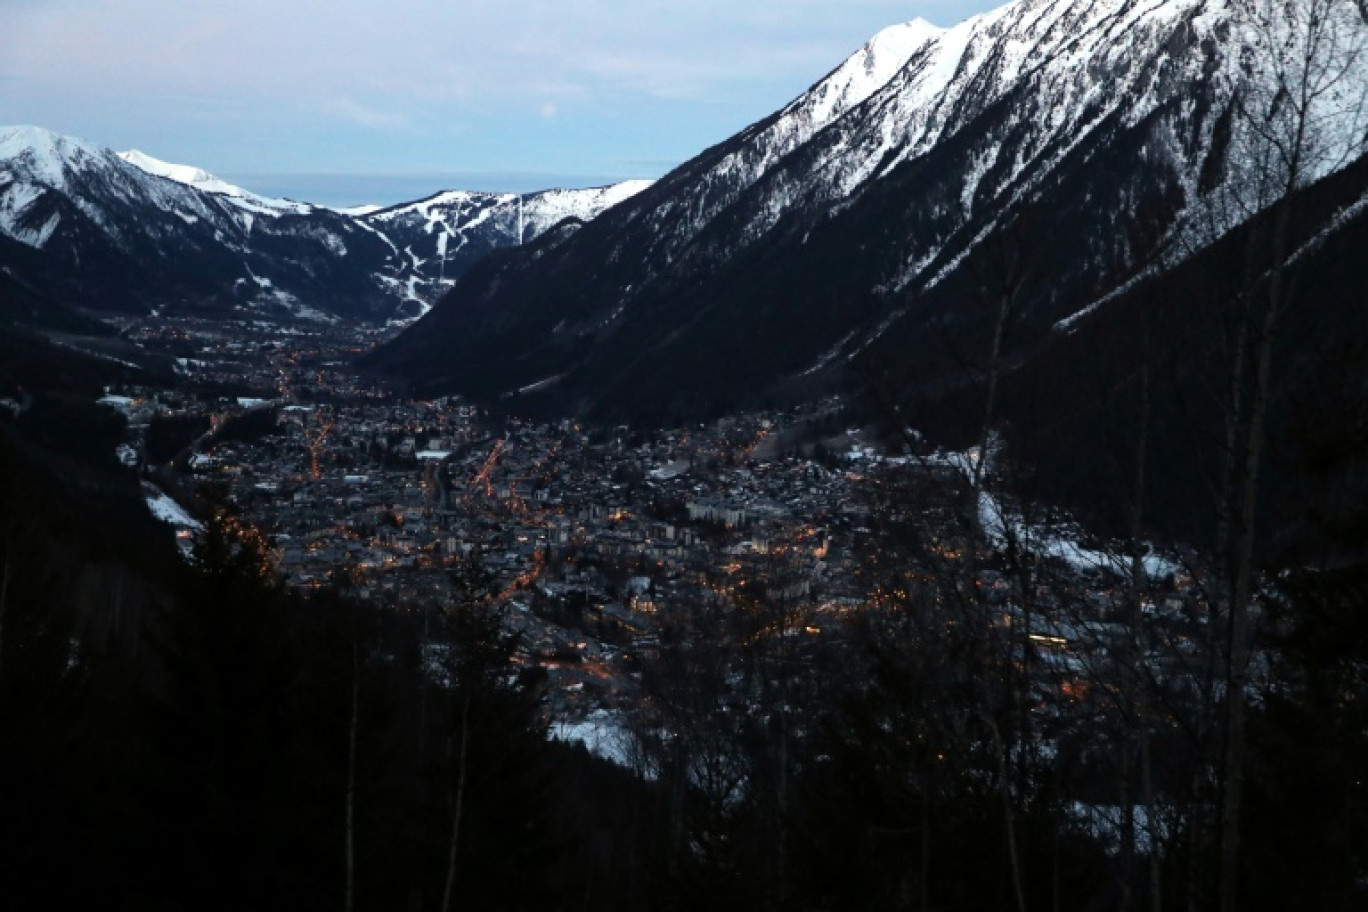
left=104, top=316, right=883, bottom=732
left=101, top=315, right=1219, bottom=768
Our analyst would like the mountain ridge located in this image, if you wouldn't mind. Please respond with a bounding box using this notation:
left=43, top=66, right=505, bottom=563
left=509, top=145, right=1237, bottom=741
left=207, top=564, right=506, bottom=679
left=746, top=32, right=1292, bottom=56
left=368, top=0, right=1368, bottom=422
left=0, top=125, right=653, bottom=324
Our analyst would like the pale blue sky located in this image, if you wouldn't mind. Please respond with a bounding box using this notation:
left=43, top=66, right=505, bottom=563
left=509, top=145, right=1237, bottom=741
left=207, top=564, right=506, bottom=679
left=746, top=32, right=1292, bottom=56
left=2, top=0, right=1002, bottom=206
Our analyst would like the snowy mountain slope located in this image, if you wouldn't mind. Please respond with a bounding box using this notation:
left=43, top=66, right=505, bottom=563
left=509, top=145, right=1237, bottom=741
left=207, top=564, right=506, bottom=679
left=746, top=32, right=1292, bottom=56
left=0, top=126, right=651, bottom=322
left=368, top=181, right=653, bottom=246
left=118, top=149, right=316, bottom=216
left=360, top=180, right=653, bottom=314
left=117, top=145, right=653, bottom=313
left=690, top=0, right=1214, bottom=270
left=574, top=17, right=943, bottom=287
left=0, top=125, right=402, bottom=321
left=370, top=0, right=1368, bottom=419
left=2, top=126, right=226, bottom=249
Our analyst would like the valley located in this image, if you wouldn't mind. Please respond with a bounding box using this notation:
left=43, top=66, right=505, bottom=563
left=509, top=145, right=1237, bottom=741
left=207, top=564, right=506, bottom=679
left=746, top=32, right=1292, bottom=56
left=2, top=0, right=1367, bottom=907
left=94, top=314, right=1244, bottom=808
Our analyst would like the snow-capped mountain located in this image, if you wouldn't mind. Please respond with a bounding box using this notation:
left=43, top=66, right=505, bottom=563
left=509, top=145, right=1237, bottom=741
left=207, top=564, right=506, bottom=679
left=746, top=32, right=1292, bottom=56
left=0, top=126, right=651, bottom=323
left=361, top=181, right=653, bottom=314
left=114, top=146, right=653, bottom=315
left=370, top=0, right=1368, bottom=419
left=117, top=149, right=317, bottom=216
left=0, top=125, right=401, bottom=322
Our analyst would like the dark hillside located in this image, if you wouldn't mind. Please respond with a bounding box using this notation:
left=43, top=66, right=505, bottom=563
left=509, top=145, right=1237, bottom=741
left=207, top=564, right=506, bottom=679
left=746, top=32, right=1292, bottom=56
left=894, top=150, right=1368, bottom=554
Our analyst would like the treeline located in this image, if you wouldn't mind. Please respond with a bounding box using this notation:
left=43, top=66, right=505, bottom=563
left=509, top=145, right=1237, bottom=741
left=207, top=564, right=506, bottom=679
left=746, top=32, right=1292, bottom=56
left=3, top=410, right=1367, bottom=912
left=0, top=427, right=674, bottom=912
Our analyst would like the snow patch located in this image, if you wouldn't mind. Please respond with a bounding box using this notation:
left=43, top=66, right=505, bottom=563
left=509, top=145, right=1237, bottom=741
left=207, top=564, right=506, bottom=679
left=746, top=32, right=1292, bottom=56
left=550, top=709, right=635, bottom=768
left=143, top=482, right=204, bottom=532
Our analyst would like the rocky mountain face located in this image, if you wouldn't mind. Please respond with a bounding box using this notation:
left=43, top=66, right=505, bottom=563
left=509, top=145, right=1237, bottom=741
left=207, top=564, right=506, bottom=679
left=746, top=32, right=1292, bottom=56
left=0, top=126, right=650, bottom=325
left=368, top=0, right=1368, bottom=422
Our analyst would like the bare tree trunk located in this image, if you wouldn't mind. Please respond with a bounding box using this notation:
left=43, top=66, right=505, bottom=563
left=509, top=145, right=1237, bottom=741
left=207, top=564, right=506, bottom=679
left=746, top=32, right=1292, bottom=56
left=1218, top=193, right=1293, bottom=912
left=975, top=290, right=1012, bottom=493
left=1053, top=826, right=1062, bottom=912
left=1186, top=788, right=1203, bottom=912
left=776, top=709, right=789, bottom=907
left=1143, top=734, right=1163, bottom=912
left=1120, top=357, right=1152, bottom=912
left=440, top=693, right=471, bottom=912
left=1202, top=288, right=1249, bottom=911
left=1214, top=1, right=1368, bottom=900
left=345, top=643, right=360, bottom=912
left=990, top=718, right=1029, bottom=912
left=970, top=221, right=1028, bottom=539
left=344, top=642, right=361, bottom=912
left=417, top=604, right=431, bottom=760
left=1011, top=527, right=1036, bottom=801
left=1121, top=749, right=1136, bottom=912
left=921, top=796, right=932, bottom=912
left=1129, top=360, right=1151, bottom=621
left=0, top=556, right=9, bottom=680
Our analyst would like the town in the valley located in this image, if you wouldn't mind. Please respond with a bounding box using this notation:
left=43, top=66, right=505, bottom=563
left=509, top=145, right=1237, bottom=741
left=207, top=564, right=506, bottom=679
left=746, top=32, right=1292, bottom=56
left=99, top=314, right=1214, bottom=772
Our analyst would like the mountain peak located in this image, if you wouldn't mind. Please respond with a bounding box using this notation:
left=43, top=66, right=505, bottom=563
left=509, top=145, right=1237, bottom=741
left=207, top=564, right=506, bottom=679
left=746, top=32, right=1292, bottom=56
left=0, top=124, right=77, bottom=152
left=796, top=16, right=942, bottom=126
left=874, top=16, right=945, bottom=46
left=118, top=149, right=221, bottom=190
left=0, top=125, right=109, bottom=186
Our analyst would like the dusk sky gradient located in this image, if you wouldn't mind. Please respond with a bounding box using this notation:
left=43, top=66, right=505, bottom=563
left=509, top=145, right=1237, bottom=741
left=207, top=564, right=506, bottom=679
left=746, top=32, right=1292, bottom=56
left=3, top=0, right=1001, bottom=206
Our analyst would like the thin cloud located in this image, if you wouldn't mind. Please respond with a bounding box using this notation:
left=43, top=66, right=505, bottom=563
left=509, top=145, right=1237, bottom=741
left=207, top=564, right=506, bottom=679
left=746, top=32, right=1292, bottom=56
left=1, top=0, right=1003, bottom=176
left=322, top=97, right=411, bottom=130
